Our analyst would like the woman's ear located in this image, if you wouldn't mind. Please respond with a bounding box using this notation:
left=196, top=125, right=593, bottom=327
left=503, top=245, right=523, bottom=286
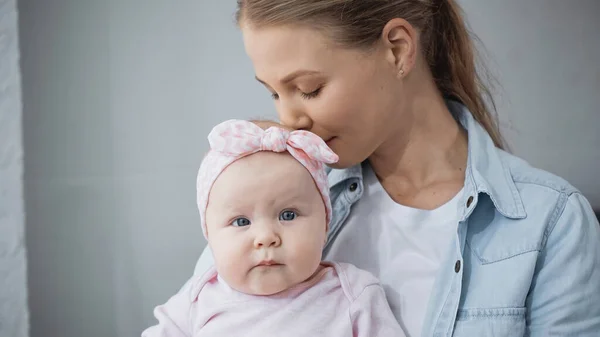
left=380, top=18, right=418, bottom=78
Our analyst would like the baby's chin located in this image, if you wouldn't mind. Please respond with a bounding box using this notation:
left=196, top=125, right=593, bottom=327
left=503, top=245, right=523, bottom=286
left=237, top=271, right=298, bottom=296
left=229, top=263, right=324, bottom=296
left=245, top=282, right=290, bottom=296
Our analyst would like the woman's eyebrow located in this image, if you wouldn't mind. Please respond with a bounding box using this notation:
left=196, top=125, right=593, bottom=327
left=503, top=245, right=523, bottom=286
left=255, top=70, right=322, bottom=86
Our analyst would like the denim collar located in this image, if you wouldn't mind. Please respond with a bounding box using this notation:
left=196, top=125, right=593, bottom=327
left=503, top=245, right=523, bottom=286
left=327, top=100, right=526, bottom=220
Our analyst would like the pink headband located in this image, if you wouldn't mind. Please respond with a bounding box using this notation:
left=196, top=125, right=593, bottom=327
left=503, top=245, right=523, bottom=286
left=197, top=119, right=339, bottom=238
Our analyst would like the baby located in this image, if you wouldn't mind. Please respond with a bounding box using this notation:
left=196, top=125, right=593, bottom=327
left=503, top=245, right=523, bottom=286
left=142, top=119, right=405, bottom=337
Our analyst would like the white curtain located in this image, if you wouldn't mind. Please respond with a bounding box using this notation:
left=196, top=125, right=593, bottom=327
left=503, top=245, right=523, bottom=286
left=0, top=0, right=29, bottom=336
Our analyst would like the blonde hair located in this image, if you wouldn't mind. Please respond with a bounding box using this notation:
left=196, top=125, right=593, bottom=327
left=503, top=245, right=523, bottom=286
left=237, top=0, right=505, bottom=149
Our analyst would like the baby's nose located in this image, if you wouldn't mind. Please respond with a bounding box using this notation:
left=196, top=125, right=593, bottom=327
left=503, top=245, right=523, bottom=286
left=253, top=227, right=281, bottom=248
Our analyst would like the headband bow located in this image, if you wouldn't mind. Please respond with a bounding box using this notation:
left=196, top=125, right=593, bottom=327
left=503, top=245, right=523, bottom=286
left=207, top=120, right=338, bottom=165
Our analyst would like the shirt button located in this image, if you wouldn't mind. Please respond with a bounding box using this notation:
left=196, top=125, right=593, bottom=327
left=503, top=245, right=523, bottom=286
left=466, top=196, right=474, bottom=208
left=349, top=182, right=358, bottom=192
left=455, top=260, right=461, bottom=273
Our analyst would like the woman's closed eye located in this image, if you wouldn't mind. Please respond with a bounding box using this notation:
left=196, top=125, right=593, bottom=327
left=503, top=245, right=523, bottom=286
left=269, top=87, right=323, bottom=101
left=299, top=86, right=322, bottom=100
left=279, top=210, right=297, bottom=221
left=231, top=217, right=251, bottom=227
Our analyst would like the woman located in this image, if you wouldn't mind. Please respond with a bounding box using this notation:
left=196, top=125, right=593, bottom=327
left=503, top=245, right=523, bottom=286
left=193, top=1, right=600, bottom=336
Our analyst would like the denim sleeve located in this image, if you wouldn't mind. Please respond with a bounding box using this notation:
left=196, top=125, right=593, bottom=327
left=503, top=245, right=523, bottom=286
left=526, top=193, right=600, bottom=336
left=193, top=245, right=214, bottom=276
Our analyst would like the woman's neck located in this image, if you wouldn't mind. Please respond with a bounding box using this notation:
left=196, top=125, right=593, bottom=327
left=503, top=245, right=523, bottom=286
left=368, top=89, right=468, bottom=209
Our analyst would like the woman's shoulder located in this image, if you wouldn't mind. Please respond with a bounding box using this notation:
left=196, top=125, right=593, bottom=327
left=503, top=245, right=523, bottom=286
left=463, top=148, right=600, bottom=334
left=498, top=149, right=580, bottom=197
left=470, top=148, right=598, bottom=261
left=497, top=149, right=598, bottom=224
left=488, top=148, right=597, bottom=226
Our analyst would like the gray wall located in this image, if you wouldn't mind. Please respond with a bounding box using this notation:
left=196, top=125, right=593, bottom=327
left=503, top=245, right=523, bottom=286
left=0, top=0, right=29, bottom=336
left=19, top=1, right=599, bottom=337
left=464, top=0, right=600, bottom=205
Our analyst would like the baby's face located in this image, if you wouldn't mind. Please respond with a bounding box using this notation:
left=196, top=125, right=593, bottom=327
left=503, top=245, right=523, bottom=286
left=205, top=151, right=327, bottom=295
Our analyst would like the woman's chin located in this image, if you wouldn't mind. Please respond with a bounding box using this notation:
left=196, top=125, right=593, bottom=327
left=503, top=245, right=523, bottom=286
left=326, top=141, right=370, bottom=169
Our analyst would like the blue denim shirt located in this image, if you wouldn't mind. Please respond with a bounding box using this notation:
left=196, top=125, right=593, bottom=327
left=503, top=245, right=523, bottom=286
left=194, top=101, right=600, bottom=336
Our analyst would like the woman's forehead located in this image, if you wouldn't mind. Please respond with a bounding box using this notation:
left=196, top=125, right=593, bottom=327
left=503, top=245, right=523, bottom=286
left=242, top=25, right=346, bottom=83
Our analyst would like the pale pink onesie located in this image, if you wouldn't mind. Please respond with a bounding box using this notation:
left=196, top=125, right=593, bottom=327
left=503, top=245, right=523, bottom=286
left=142, top=261, right=405, bottom=337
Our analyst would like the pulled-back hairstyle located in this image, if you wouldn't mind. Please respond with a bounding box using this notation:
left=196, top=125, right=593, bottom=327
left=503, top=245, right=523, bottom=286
left=236, top=0, right=505, bottom=149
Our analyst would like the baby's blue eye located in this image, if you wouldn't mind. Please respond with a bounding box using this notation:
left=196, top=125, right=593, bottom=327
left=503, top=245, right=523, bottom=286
left=279, top=210, right=297, bottom=221
left=232, top=217, right=251, bottom=227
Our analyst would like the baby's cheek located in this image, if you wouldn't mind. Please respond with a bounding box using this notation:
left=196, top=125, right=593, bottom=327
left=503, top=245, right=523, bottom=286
left=291, top=237, right=324, bottom=272
left=212, top=239, right=249, bottom=283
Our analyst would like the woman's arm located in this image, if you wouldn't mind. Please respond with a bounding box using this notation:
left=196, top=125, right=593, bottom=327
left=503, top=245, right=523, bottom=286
left=526, top=193, right=600, bottom=336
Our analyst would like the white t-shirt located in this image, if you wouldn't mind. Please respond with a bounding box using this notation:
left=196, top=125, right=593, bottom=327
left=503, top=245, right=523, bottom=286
left=324, top=164, right=462, bottom=337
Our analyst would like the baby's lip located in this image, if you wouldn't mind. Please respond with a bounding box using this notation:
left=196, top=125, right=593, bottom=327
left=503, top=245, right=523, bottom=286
left=256, top=260, right=283, bottom=267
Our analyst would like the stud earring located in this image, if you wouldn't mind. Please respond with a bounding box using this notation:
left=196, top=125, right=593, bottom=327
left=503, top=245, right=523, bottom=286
left=398, top=68, right=405, bottom=77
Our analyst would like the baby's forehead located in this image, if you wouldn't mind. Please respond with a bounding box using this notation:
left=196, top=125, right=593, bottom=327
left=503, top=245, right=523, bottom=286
left=216, top=152, right=312, bottom=185
left=211, top=155, right=319, bottom=202
left=227, top=150, right=306, bottom=175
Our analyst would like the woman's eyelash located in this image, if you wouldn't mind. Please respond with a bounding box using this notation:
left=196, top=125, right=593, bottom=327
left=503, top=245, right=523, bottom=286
left=269, top=86, right=322, bottom=100
left=300, top=87, right=322, bottom=99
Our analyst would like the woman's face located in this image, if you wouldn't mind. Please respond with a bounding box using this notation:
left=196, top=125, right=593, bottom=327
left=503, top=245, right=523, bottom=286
left=241, top=24, right=407, bottom=168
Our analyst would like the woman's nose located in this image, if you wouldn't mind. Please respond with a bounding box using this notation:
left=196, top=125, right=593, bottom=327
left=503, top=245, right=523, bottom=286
left=253, top=226, right=282, bottom=249
left=277, top=102, right=312, bottom=131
